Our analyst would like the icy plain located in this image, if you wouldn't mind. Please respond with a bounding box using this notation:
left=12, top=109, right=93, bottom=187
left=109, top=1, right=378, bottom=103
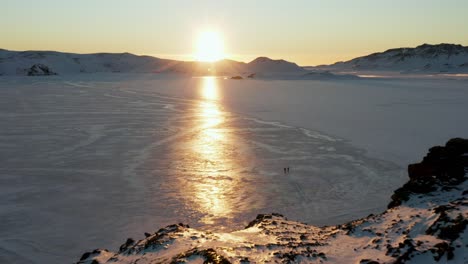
left=0, top=74, right=467, bottom=263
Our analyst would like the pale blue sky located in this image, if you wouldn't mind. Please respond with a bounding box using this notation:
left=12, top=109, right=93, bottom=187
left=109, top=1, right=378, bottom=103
left=2, top=0, right=467, bottom=65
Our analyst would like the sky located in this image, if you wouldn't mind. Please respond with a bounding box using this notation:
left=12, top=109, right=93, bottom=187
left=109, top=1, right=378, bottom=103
left=2, top=0, right=468, bottom=65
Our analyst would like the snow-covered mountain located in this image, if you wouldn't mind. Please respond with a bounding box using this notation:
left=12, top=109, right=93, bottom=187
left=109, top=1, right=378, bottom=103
left=3, top=44, right=468, bottom=76
left=78, top=138, right=468, bottom=264
left=246, top=57, right=304, bottom=73
left=0, top=49, right=179, bottom=75
left=0, top=49, right=303, bottom=76
left=319, top=44, right=468, bottom=73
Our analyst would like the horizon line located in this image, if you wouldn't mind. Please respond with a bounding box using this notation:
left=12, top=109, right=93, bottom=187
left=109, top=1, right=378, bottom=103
left=2, top=42, right=466, bottom=67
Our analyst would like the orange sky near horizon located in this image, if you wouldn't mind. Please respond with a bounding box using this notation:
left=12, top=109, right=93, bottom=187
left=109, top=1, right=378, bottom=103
left=2, top=0, right=468, bottom=66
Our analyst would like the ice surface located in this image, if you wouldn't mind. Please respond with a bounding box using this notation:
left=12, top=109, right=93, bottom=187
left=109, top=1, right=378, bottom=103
left=0, top=74, right=467, bottom=263
left=121, top=74, right=468, bottom=166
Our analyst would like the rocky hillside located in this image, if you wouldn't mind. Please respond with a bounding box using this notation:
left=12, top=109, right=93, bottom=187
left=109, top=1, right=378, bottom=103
left=321, top=44, right=468, bottom=73
left=0, top=49, right=303, bottom=76
left=77, top=138, right=468, bottom=264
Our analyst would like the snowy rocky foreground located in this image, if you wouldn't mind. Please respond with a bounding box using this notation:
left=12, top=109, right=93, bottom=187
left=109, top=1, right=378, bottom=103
left=78, top=139, right=468, bottom=264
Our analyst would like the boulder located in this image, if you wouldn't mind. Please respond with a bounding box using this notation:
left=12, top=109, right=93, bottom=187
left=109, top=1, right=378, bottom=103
left=27, top=64, right=57, bottom=76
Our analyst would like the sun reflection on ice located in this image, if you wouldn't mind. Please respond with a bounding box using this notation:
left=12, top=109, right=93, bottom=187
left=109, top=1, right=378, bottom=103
left=200, top=76, right=219, bottom=101
left=188, top=77, right=237, bottom=224
left=200, top=101, right=223, bottom=128
left=164, top=76, right=260, bottom=228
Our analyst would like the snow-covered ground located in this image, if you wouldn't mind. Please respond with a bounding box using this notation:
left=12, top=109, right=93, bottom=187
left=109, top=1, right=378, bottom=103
left=0, top=73, right=467, bottom=263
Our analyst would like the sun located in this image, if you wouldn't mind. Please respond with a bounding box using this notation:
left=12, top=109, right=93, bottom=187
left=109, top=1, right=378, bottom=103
left=195, top=31, right=224, bottom=62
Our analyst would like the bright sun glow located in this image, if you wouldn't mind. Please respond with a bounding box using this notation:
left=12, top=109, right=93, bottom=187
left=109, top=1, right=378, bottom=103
left=195, top=31, right=224, bottom=62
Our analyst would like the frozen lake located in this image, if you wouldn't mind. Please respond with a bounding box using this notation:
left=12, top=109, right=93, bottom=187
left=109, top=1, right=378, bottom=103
left=0, top=74, right=467, bottom=263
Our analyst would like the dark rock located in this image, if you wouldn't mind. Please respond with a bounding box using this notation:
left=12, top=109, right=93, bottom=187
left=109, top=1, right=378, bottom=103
left=79, top=251, right=92, bottom=261
left=118, top=238, right=135, bottom=253
left=171, top=248, right=230, bottom=264
left=426, top=209, right=467, bottom=241
left=388, top=138, right=468, bottom=208
left=240, top=257, right=250, bottom=263
left=78, top=249, right=108, bottom=263
left=432, top=242, right=454, bottom=261
left=27, top=64, right=57, bottom=76
left=245, top=213, right=284, bottom=228
left=393, top=239, right=416, bottom=264
left=231, top=76, right=243, bottom=80
left=247, top=73, right=256, bottom=78
left=360, top=259, right=380, bottom=264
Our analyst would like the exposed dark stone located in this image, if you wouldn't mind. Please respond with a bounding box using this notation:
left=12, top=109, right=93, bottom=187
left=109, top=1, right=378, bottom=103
left=432, top=242, right=454, bottom=261
left=79, top=251, right=91, bottom=261
left=118, top=238, right=135, bottom=253
left=360, top=259, right=380, bottom=264
left=245, top=213, right=285, bottom=228
left=171, top=248, right=231, bottom=264
left=426, top=209, right=467, bottom=241
left=231, top=76, right=243, bottom=80
left=388, top=138, right=468, bottom=208
left=77, top=249, right=108, bottom=263
left=27, top=64, right=57, bottom=76
left=240, top=257, right=250, bottom=263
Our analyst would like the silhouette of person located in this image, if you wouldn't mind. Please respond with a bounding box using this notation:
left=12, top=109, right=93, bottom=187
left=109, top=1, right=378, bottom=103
left=287, top=167, right=290, bottom=173
left=284, top=168, right=286, bottom=174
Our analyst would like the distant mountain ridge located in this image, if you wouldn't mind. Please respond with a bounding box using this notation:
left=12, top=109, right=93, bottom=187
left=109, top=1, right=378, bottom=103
left=320, top=43, right=468, bottom=73
left=247, top=57, right=302, bottom=72
left=0, top=49, right=303, bottom=76
left=2, top=43, right=468, bottom=76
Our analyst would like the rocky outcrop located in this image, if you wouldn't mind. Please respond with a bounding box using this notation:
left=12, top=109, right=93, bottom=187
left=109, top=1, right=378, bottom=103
left=388, top=138, right=468, bottom=208
left=27, top=63, right=57, bottom=76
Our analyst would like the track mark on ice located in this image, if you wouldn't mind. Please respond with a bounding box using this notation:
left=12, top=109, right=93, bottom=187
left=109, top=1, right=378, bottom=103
left=63, top=81, right=95, bottom=88
left=49, top=124, right=106, bottom=156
